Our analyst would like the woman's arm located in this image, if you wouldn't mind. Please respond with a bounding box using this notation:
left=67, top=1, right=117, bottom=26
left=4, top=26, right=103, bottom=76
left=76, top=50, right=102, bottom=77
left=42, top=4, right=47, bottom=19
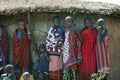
left=26, top=24, right=31, bottom=40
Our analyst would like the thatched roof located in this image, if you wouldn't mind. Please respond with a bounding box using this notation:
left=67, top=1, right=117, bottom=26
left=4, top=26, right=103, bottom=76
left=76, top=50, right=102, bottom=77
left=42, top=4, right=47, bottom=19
left=0, top=0, right=120, bottom=15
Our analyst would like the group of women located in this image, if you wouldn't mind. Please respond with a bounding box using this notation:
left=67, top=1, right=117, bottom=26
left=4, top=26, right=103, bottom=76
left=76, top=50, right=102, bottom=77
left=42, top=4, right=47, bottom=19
left=46, top=16, right=109, bottom=80
left=0, top=16, right=109, bottom=80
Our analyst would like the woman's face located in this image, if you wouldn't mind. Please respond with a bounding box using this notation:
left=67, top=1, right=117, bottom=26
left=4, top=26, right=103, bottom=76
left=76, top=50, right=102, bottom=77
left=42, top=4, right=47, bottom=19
left=14, top=68, right=22, bottom=74
left=66, top=19, right=73, bottom=27
left=98, top=21, right=104, bottom=27
left=53, top=19, right=59, bottom=27
left=40, top=47, right=45, bottom=53
left=19, top=21, right=25, bottom=30
left=84, top=19, right=92, bottom=27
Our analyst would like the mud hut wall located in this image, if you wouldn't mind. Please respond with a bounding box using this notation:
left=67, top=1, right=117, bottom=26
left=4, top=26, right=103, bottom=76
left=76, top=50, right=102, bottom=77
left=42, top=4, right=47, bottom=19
left=0, top=12, right=120, bottom=80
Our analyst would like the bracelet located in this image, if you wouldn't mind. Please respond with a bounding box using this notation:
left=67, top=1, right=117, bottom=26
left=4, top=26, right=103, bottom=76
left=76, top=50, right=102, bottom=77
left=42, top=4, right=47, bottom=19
left=27, top=32, right=31, bottom=34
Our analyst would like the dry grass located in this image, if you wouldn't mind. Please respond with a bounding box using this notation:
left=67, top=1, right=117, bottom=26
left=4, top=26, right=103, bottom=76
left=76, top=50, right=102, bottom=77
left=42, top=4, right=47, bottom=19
left=0, top=0, right=120, bottom=15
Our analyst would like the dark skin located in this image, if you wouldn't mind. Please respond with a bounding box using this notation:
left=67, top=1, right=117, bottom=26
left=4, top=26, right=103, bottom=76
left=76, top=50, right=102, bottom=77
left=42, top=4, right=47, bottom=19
left=18, top=21, right=30, bottom=31
left=18, top=21, right=26, bottom=32
left=84, top=19, right=92, bottom=28
left=65, top=18, right=82, bottom=43
left=53, top=18, right=64, bottom=50
left=97, top=20, right=104, bottom=27
left=66, top=18, right=73, bottom=28
left=39, top=47, right=46, bottom=54
left=39, top=46, right=49, bottom=61
left=53, top=18, right=59, bottom=27
left=83, top=18, right=98, bottom=40
left=18, top=21, right=31, bottom=40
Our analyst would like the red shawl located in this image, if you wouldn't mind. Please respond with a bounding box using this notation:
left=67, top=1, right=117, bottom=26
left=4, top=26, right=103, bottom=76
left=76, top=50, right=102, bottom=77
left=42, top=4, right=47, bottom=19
left=79, top=27, right=98, bottom=74
left=0, top=27, right=9, bottom=67
left=12, top=31, right=32, bottom=68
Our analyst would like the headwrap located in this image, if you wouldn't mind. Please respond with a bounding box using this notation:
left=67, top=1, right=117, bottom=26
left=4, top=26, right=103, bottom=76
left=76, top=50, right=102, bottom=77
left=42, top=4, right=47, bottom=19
left=97, top=18, right=107, bottom=43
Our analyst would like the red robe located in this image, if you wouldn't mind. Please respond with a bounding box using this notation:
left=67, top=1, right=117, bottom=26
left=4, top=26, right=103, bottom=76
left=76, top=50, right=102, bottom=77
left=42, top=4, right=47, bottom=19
left=79, top=27, right=98, bottom=78
left=70, top=33, right=78, bottom=70
left=12, top=31, right=32, bottom=68
left=0, top=27, right=9, bottom=68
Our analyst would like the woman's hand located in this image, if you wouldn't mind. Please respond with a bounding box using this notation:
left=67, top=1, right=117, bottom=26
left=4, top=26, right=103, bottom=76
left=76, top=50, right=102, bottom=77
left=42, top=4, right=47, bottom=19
left=26, top=24, right=30, bottom=30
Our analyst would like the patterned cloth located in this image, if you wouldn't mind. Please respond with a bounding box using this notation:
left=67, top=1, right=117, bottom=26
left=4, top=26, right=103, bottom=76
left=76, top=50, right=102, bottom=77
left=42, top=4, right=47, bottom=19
left=49, top=70, right=62, bottom=80
left=46, top=26, right=64, bottom=80
left=96, top=27, right=109, bottom=77
left=46, top=26, right=64, bottom=55
left=63, top=26, right=81, bottom=80
left=0, top=26, right=9, bottom=69
left=63, top=27, right=81, bottom=69
left=80, top=73, right=96, bottom=80
left=63, top=67, right=79, bottom=80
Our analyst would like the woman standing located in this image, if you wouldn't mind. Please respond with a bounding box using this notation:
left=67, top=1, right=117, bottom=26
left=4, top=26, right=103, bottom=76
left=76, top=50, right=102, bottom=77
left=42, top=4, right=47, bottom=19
left=0, top=26, right=9, bottom=71
left=79, top=18, right=98, bottom=79
left=63, top=16, right=81, bottom=80
left=46, top=16, right=64, bottom=80
left=96, top=18, right=109, bottom=80
left=12, top=20, right=32, bottom=72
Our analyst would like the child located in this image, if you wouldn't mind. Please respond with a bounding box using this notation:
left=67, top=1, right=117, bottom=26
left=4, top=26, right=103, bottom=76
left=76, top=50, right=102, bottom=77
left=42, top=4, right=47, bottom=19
left=37, top=44, right=49, bottom=80
left=20, top=72, right=34, bottom=80
left=1, top=64, right=16, bottom=80
left=23, top=72, right=30, bottom=80
left=14, top=65, right=22, bottom=80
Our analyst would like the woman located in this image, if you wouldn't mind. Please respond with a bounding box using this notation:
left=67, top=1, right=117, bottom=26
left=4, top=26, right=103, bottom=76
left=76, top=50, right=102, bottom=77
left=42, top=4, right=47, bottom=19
left=79, top=18, right=98, bottom=79
left=63, top=16, right=81, bottom=80
left=96, top=18, right=109, bottom=80
left=12, top=20, right=32, bottom=72
left=0, top=26, right=9, bottom=71
left=46, top=16, right=64, bottom=80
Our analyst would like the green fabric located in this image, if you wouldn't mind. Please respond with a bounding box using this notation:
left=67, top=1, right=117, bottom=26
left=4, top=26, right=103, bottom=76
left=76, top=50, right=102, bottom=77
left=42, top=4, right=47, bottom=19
left=63, top=69, right=79, bottom=80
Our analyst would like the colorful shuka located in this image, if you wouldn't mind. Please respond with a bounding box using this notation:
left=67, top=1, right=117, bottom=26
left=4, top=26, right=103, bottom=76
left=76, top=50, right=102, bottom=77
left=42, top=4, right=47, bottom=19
left=46, top=26, right=64, bottom=80
left=79, top=27, right=98, bottom=79
left=96, top=27, right=109, bottom=79
left=63, top=27, right=81, bottom=80
left=0, top=26, right=9, bottom=70
left=12, top=29, right=32, bottom=70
